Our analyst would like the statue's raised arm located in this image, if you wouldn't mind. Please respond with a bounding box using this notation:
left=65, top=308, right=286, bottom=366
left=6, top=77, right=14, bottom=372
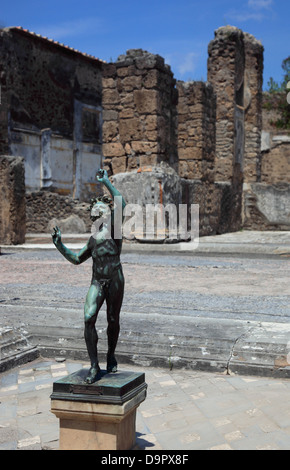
left=51, top=225, right=91, bottom=265
left=96, top=169, right=126, bottom=213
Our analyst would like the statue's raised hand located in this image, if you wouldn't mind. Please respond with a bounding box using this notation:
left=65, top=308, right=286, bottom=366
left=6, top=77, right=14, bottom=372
left=52, top=226, right=61, bottom=246
left=96, top=168, right=109, bottom=184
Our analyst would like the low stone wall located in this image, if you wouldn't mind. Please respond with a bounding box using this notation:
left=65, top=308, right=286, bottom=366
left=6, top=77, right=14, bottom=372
left=26, top=191, right=91, bottom=233
left=243, top=182, right=290, bottom=230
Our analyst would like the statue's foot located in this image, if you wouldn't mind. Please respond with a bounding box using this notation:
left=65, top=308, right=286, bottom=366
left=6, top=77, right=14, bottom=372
left=107, top=354, right=118, bottom=373
left=85, top=365, right=101, bottom=384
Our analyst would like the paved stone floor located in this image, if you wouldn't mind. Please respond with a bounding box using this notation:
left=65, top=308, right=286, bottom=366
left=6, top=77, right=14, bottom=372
left=1, top=357, right=290, bottom=451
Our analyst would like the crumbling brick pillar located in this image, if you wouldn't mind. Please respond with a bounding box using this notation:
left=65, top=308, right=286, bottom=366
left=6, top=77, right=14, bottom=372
left=207, top=26, right=245, bottom=183
left=102, top=49, right=178, bottom=174
left=243, top=33, right=264, bottom=182
left=0, top=155, right=26, bottom=244
left=177, top=80, right=216, bottom=182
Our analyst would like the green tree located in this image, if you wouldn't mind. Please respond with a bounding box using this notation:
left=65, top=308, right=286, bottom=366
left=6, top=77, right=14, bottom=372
left=266, top=77, right=281, bottom=93
left=266, top=57, right=290, bottom=130
left=281, top=57, right=290, bottom=89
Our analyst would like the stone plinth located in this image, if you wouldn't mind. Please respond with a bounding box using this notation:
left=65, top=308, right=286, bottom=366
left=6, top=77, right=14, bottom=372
left=50, top=368, right=147, bottom=450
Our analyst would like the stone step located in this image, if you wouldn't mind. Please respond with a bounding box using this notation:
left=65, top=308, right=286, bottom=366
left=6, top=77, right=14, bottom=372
left=0, top=327, right=39, bottom=373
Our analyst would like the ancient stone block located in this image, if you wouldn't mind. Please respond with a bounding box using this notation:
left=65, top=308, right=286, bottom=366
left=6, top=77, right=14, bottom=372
left=119, top=119, right=142, bottom=143
left=121, top=75, right=142, bottom=91
left=133, top=89, right=158, bottom=114
left=243, top=182, right=290, bottom=229
left=102, top=110, right=119, bottom=121
left=111, top=156, right=127, bottom=174
left=102, top=89, right=120, bottom=105
left=102, top=121, right=119, bottom=141
left=143, top=69, right=159, bottom=89
left=102, top=142, right=125, bottom=158
left=179, top=160, right=203, bottom=180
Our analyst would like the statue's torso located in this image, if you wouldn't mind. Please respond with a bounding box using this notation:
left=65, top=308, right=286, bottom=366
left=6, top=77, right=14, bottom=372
left=89, top=232, right=122, bottom=280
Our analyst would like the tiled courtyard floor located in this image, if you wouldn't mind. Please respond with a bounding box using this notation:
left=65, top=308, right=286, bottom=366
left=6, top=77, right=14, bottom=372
left=1, top=358, right=290, bottom=450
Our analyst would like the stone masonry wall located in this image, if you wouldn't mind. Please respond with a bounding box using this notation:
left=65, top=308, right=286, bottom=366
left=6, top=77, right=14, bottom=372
left=25, top=191, right=91, bottom=233
left=0, top=155, right=26, bottom=244
left=261, top=142, right=290, bottom=184
left=1, top=25, right=287, bottom=238
left=208, top=26, right=245, bottom=183
left=261, top=93, right=290, bottom=184
left=177, top=81, right=216, bottom=182
left=0, top=27, right=102, bottom=140
left=243, top=33, right=264, bottom=182
left=102, top=49, right=178, bottom=175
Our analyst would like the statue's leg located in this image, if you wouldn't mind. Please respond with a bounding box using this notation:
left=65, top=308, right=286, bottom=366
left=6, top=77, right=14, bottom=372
left=106, top=268, right=125, bottom=373
left=84, top=283, right=105, bottom=383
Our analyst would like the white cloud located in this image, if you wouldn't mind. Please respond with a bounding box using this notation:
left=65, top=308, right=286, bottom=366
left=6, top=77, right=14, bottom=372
left=227, top=10, right=265, bottom=21
left=34, top=17, right=103, bottom=41
left=226, top=0, right=274, bottom=23
left=177, top=52, right=198, bottom=76
left=248, top=0, right=273, bottom=9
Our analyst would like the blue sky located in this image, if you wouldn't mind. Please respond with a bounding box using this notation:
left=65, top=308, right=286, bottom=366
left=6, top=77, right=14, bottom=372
left=1, top=0, right=289, bottom=90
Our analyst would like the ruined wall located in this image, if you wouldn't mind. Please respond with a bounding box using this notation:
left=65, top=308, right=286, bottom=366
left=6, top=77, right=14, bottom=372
left=0, top=155, right=26, bottom=244
left=1, top=24, right=287, bottom=239
left=177, top=81, right=216, bottom=182
left=261, top=93, right=290, bottom=184
left=242, top=90, right=290, bottom=230
left=243, top=33, right=264, bottom=182
left=25, top=191, right=91, bottom=233
left=102, top=49, right=178, bottom=175
left=176, top=80, right=234, bottom=235
left=207, top=26, right=245, bottom=183
left=0, top=27, right=103, bottom=200
left=207, top=26, right=274, bottom=232
left=261, top=140, right=290, bottom=184
left=0, top=56, right=9, bottom=155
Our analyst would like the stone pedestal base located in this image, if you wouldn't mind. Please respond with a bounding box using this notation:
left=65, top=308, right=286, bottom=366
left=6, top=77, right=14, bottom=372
left=50, top=368, right=147, bottom=450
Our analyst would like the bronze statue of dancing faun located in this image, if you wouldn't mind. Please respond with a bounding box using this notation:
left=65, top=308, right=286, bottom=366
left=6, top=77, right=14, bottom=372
left=52, top=169, right=126, bottom=384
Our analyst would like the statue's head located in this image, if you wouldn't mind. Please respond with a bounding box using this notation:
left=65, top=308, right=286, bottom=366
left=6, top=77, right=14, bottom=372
left=88, top=195, right=113, bottom=223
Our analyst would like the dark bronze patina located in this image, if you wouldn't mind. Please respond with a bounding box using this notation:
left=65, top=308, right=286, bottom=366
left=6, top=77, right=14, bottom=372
left=52, top=169, right=126, bottom=384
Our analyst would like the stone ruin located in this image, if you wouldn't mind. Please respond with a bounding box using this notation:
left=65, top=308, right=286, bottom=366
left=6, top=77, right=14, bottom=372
left=0, top=25, right=289, bottom=244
